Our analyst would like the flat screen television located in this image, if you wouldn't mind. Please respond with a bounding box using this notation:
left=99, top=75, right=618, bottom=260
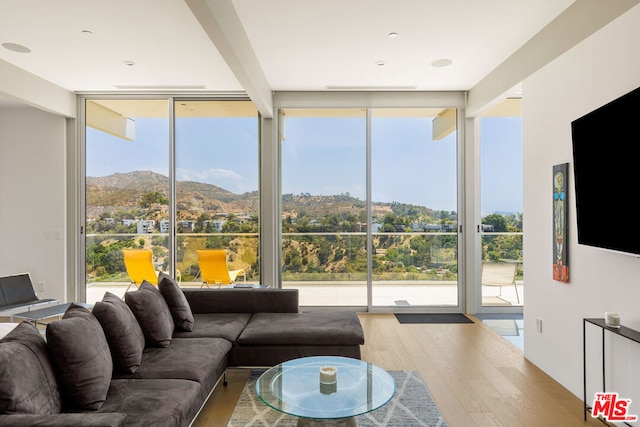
left=571, top=85, right=640, bottom=256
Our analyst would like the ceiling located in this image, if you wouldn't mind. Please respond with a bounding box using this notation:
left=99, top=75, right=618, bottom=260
left=0, top=0, right=576, bottom=109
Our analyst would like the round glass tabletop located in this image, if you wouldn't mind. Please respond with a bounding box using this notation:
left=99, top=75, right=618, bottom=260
left=255, top=356, right=395, bottom=421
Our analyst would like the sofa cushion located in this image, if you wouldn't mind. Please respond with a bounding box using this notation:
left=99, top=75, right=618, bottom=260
left=158, top=272, right=194, bottom=332
left=99, top=379, right=202, bottom=427
left=0, top=322, right=61, bottom=415
left=125, top=281, right=174, bottom=347
left=92, top=291, right=145, bottom=374
left=113, top=337, right=230, bottom=402
left=173, top=313, right=251, bottom=341
left=46, top=304, right=113, bottom=411
left=238, top=311, right=365, bottom=346
left=229, top=344, right=362, bottom=367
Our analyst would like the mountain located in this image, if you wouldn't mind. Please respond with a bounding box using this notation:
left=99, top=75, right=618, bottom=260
left=86, top=171, right=257, bottom=219
left=86, top=171, right=167, bottom=191
left=86, top=171, right=396, bottom=221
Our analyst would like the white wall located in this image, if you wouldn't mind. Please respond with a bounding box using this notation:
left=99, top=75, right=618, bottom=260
left=0, top=106, right=68, bottom=303
left=523, top=3, right=640, bottom=404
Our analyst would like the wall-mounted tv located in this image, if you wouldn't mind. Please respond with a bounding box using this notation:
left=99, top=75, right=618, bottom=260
left=571, top=85, right=640, bottom=256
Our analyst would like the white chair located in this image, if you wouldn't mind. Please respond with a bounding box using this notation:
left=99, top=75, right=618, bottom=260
left=482, top=262, right=519, bottom=304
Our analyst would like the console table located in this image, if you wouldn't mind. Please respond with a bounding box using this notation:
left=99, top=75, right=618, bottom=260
left=583, top=318, right=640, bottom=423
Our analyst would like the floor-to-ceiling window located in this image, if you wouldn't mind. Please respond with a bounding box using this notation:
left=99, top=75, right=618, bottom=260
left=280, top=106, right=460, bottom=308
left=280, top=109, right=367, bottom=306
left=84, top=99, right=170, bottom=302
left=479, top=98, right=523, bottom=308
left=83, top=97, right=259, bottom=302
left=174, top=100, right=259, bottom=286
left=371, top=109, right=458, bottom=307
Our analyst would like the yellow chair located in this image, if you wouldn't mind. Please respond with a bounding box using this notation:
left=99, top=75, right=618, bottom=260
left=196, top=249, right=246, bottom=288
left=122, top=249, right=158, bottom=292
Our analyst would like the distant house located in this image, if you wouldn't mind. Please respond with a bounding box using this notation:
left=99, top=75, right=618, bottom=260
left=160, top=219, right=170, bottom=234
left=178, top=220, right=195, bottom=232
left=202, top=219, right=226, bottom=231
left=411, top=222, right=426, bottom=232
left=122, top=219, right=137, bottom=227
left=137, top=220, right=155, bottom=234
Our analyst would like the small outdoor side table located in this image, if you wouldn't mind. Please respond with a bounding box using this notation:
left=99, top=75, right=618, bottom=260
left=12, top=302, right=93, bottom=327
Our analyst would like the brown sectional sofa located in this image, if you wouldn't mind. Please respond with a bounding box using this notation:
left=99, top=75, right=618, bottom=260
left=0, top=274, right=365, bottom=427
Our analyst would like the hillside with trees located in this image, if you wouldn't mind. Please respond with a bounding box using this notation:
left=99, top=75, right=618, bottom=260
left=85, top=171, right=522, bottom=283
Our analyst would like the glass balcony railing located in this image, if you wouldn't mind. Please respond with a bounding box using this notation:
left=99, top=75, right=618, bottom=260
left=85, top=233, right=259, bottom=285
left=175, top=234, right=258, bottom=283
left=282, top=231, right=458, bottom=283
left=86, top=231, right=523, bottom=307
left=282, top=231, right=460, bottom=307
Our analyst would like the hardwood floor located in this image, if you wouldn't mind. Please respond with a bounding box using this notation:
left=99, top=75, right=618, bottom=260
left=194, top=313, right=605, bottom=426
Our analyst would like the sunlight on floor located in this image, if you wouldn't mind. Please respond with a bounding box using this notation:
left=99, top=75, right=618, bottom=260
left=476, top=314, right=524, bottom=351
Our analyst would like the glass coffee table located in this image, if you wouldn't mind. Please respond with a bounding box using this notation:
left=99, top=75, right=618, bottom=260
left=256, top=356, right=395, bottom=426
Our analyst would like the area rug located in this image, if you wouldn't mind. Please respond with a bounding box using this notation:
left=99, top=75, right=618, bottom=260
left=394, top=313, right=473, bottom=324
left=227, top=370, right=448, bottom=426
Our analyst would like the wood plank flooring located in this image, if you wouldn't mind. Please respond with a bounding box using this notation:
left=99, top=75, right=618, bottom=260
left=193, top=313, right=606, bottom=427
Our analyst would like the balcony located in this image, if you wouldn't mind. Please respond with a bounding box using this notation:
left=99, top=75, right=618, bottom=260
left=85, top=231, right=523, bottom=308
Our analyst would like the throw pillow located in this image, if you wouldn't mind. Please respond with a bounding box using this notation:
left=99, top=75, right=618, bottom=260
left=0, top=322, right=61, bottom=415
left=46, top=304, right=112, bottom=411
left=92, top=291, right=145, bottom=373
left=158, top=272, right=194, bottom=332
left=125, top=281, right=174, bottom=347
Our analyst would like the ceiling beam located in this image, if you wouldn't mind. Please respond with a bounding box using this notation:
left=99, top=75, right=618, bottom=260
left=185, top=0, right=273, bottom=118
left=0, top=59, right=76, bottom=118
left=467, top=0, right=640, bottom=117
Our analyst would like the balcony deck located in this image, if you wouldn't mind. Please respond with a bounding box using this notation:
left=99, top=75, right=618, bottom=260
left=86, top=280, right=523, bottom=308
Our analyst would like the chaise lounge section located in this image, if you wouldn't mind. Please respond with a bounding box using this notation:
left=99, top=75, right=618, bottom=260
left=0, top=274, right=364, bottom=426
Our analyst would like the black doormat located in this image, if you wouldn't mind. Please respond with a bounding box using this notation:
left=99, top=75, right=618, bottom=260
left=394, top=313, right=474, bottom=324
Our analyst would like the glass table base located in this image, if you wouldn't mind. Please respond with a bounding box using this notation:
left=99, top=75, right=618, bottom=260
left=297, top=417, right=356, bottom=427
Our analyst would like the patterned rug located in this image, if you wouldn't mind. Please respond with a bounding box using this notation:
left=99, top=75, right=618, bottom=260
left=228, top=370, right=448, bottom=426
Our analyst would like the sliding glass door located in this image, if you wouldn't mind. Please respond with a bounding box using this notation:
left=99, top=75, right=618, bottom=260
left=280, top=109, right=367, bottom=306
left=280, top=107, right=460, bottom=308
left=174, top=100, right=259, bottom=286
left=83, top=97, right=259, bottom=303
left=371, top=109, right=458, bottom=307
left=479, top=99, right=523, bottom=308
left=85, top=99, right=170, bottom=303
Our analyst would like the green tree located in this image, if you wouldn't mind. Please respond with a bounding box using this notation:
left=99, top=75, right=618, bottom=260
left=482, top=213, right=508, bottom=232
left=140, top=191, right=168, bottom=208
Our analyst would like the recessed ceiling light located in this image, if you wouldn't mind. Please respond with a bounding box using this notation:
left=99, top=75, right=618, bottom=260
left=431, top=58, right=453, bottom=68
left=122, top=61, right=135, bottom=67
left=376, top=61, right=386, bottom=67
left=388, top=32, right=398, bottom=38
left=2, top=42, right=31, bottom=53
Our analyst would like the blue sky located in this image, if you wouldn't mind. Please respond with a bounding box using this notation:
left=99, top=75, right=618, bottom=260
left=86, top=115, right=522, bottom=214
left=480, top=117, right=523, bottom=215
